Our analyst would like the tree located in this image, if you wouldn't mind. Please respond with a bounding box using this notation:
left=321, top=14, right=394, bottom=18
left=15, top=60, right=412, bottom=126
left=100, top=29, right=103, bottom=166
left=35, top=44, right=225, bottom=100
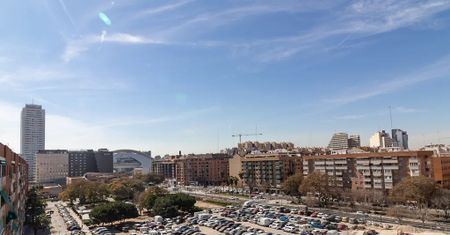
left=138, top=186, right=168, bottom=211
left=152, top=196, right=180, bottom=218
left=432, top=189, right=450, bottom=221
left=60, top=181, right=109, bottom=204
left=136, top=173, right=165, bottom=185
left=282, top=174, right=303, bottom=197
left=171, top=193, right=196, bottom=212
left=90, top=201, right=138, bottom=225
left=390, top=176, right=438, bottom=223
left=25, top=187, right=51, bottom=235
left=299, top=172, right=332, bottom=207
left=110, top=177, right=145, bottom=200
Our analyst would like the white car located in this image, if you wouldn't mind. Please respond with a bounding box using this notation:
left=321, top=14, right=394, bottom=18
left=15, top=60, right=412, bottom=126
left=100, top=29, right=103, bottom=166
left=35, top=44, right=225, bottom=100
left=283, top=225, right=297, bottom=233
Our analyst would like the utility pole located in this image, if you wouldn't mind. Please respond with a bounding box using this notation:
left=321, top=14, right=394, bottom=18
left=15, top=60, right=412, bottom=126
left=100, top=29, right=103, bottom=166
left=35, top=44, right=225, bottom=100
left=389, top=105, right=393, bottom=130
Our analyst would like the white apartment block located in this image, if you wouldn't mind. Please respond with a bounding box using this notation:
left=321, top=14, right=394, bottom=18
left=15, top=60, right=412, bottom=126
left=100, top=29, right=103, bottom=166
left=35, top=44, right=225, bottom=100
left=35, top=150, right=68, bottom=185
left=21, top=104, right=45, bottom=181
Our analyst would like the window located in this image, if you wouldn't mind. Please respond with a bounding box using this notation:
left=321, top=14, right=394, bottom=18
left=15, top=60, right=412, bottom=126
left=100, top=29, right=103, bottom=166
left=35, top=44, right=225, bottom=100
left=0, top=159, right=6, bottom=177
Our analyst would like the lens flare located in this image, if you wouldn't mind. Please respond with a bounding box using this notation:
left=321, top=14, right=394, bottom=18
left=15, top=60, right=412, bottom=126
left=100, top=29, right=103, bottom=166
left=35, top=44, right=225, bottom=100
left=98, top=12, right=111, bottom=26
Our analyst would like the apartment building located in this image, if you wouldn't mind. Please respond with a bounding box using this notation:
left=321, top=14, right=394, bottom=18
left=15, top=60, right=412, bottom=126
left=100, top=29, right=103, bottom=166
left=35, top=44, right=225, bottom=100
left=303, top=151, right=436, bottom=191
left=0, top=143, right=28, bottom=235
left=35, top=150, right=69, bottom=185
left=238, top=141, right=295, bottom=153
left=152, top=158, right=176, bottom=179
left=174, top=154, right=230, bottom=186
left=230, top=152, right=302, bottom=193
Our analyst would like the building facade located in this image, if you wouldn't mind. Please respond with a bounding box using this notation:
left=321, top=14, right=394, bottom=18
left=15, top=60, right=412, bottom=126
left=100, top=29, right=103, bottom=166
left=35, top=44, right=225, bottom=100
left=152, top=158, right=176, bottom=179
left=235, top=152, right=302, bottom=193
left=0, top=143, right=28, bottom=235
left=68, top=149, right=113, bottom=177
left=20, top=104, right=45, bottom=181
left=174, top=154, right=230, bottom=186
left=369, top=130, right=393, bottom=148
left=348, top=135, right=361, bottom=148
left=303, top=151, right=437, bottom=191
left=94, top=149, right=114, bottom=173
left=328, top=133, right=349, bottom=150
left=35, top=150, right=69, bottom=185
left=113, top=149, right=153, bottom=174
left=391, top=129, right=408, bottom=149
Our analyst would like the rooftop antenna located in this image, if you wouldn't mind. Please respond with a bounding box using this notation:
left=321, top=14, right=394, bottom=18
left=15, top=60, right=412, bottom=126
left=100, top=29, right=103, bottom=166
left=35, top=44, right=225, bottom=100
left=389, top=105, right=393, bottom=130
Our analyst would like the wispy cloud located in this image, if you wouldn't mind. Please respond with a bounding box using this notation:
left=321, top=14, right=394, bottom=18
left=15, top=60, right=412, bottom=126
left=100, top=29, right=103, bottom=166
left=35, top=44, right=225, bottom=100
left=95, top=106, right=219, bottom=129
left=63, top=32, right=167, bottom=62
left=324, top=55, right=450, bottom=105
left=334, top=114, right=368, bottom=120
left=249, top=0, right=450, bottom=62
left=394, top=106, right=425, bottom=113
left=134, top=0, right=196, bottom=18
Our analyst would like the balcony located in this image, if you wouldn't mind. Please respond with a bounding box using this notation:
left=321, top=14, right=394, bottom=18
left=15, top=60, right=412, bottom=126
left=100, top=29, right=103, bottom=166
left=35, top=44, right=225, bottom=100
left=357, top=160, right=370, bottom=165
left=384, top=178, right=393, bottom=182
left=356, top=166, right=370, bottom=170
left=334, top=160, right=347, bottom=165
left=383, top=159, right=398, bottom=164
left=374, top=184, right=383, bottom=189
left=373, top=172, right=383, bottom=177
left=371, top=166, right=382, bottom=170
left=326, top=166, right=335, bottom=170
left=335, top=166, right=347, bottom=170
left=371, top=160, right=382, bottom=165
left=383, top=165, right=399, bottom=170
left=373, top=179, right=383, bottom=183
left=315, top=166, right=325, bottom=170
left=364, top=178, right=372, bottom=182
left=335, top=171, right=343, bottom=176
left=315, top=161, right=325, bottom=165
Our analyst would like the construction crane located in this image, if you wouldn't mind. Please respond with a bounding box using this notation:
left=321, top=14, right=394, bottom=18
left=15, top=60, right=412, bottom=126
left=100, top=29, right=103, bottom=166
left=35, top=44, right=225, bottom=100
left=232, top=133, right=263, bottom=144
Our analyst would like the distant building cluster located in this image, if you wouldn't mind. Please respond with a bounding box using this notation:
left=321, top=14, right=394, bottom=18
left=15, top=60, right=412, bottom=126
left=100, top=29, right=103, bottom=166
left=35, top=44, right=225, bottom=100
left=1, top=102, right=449, bottom=228
left=238, top=141, right=295, bottom=153
left=34, top=149, right=114, bottom=185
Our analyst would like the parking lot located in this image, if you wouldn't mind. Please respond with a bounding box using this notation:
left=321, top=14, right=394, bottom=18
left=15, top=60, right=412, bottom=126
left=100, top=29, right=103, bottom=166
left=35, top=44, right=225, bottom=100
left=47, top=201, right=86, bottom=235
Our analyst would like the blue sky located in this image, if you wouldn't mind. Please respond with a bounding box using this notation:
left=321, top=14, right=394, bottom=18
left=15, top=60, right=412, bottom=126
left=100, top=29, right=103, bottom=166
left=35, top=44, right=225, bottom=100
left=1, top=0, right=450, bottom=155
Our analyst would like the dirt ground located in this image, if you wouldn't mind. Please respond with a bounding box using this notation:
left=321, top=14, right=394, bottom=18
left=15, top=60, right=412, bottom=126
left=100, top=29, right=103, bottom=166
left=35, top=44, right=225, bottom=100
left=195, top=201, right=225, bottom=209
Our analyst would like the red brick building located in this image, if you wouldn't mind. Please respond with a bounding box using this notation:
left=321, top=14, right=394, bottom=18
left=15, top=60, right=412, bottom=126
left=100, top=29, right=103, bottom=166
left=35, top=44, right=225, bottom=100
left=174, top=154, right=230, bottom=186
left=0, top=143, right=28, bottom=235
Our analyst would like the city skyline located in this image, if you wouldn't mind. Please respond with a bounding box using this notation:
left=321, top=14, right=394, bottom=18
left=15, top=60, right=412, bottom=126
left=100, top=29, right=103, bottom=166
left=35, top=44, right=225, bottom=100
left=1, top=1, right=450, bottom=155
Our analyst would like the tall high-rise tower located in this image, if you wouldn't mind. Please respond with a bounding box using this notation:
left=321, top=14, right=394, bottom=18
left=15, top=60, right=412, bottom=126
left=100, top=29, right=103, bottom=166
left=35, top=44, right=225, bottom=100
left=21, top=104, right=45, bottom=181
left=392, top=129, right=408, bottom=149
